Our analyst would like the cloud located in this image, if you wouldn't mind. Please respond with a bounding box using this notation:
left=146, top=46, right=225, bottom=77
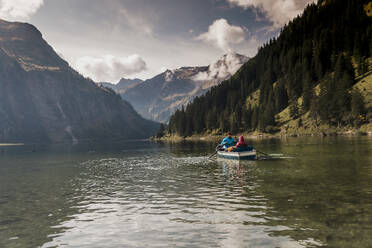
left=197, top=18, right=246, bottom=52
left=75, top=54, right=147, bottom=82
left=226, top=0, right=315, bottom=27
left=193, top=52, right=249, bottom=82
left=0, top=0, right=43, bottom=21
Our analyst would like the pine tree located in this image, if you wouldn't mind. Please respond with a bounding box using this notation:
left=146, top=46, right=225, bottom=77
left=251, top=107, right=258, bottom=130
left=274, top=81, right=288, bottom=113
left=334, top=54, right=354, bottom=86
left=230, top=113, right=239, bottom=134
left=206, top=111, right=216, bottom=131
left=234, top=104, right=242, bottom=125
left=156, top=124, right=166, bottom=138
left=242, top=105, right=252, bottom=130
left=309, top=94, right=320, bottom=122
left=301, top=73, right=313, bottom=113
left=262, top=105, right=276, bottom=131
left=351, top=88, right=366, bottom=127
left=289, top=99, right=299, bottom=119
left=357, top=56, right=368, bottom=76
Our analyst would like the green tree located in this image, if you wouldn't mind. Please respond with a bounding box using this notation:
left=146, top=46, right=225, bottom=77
left=351, top=89, right=366, bottom=127
left=274, top=81, right=288, bottom=113
left=206, top=110, right=216, bottom=131
left=230, top=113, right=239, bottom=134
left=251, top=107, right=258, bottom=130
left=242, top=105, right=252, bottom=130
left=334, top=54, right=354, bottom=87
left=301, top=73, right=313, bottom=113
left=309, top=94, right=320, bottom=123
left=289, top=99, right=299, bottom=119
left=156, top=124, right=166, bottom=138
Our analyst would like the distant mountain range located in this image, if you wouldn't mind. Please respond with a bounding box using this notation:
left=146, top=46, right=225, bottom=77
left=103, top=53, right=249, bottom=123
left=99, top=78, right=143, bottom=94
left=0, top=19, right=158, bottom=144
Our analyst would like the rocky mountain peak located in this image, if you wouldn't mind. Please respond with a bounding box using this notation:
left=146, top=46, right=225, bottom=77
left=192, top=52, right=249, bottom=82
left=120, top=52, right=249, bottom=123
left=0, top=19, right=68, bottom=72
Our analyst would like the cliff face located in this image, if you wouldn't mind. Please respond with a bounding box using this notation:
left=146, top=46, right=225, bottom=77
left=121, top=53, right=249, bottom=123
left=0, top=19, right=158, bottom=144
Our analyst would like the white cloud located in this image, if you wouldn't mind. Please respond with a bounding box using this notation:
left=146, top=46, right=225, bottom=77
left=226, top=0, right=315, bottom=27
left=193, top=52, right=249, bottom=82
left=75, top=54, right=147, bottom=82
left=197, top=18, right=246, bottom=53
left=0, top=0, right=43, bottom=21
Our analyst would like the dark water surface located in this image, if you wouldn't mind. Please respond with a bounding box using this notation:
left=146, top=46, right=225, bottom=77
left=0, top=137, right=371, bottom=247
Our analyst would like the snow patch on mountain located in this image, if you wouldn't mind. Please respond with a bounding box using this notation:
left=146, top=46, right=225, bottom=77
left=165, top=70, right=174, bottom=82
left=192, top=52, right=249, bottom=82
left=120, top=53, right=249, bottom=123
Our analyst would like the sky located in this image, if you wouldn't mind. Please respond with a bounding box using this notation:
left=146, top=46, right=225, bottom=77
left=0, top=0, right=315, bottom=82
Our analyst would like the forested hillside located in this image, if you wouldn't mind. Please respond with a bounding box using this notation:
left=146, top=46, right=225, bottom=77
left=166, top=0, right=372, bottom=137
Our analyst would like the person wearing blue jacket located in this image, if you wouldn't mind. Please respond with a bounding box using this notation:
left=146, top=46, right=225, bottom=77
left=220, top=131, right=235, bottom=149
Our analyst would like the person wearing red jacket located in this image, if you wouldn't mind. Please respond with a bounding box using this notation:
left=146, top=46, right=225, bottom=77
left=235, top=136, right=247, bottom=149
left=227, top=135, right=248, bottom=152
left=233, top=135, right=248, bottom=152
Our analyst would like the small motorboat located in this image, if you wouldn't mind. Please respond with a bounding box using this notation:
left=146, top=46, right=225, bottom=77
left=217, top=149, right=257, bottom=160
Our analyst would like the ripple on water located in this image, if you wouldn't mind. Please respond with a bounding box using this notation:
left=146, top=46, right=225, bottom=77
left=40, top=153, right=316, bottom=248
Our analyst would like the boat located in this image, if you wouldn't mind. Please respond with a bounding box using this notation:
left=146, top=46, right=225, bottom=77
left=217, top=149, right=257, bottom=160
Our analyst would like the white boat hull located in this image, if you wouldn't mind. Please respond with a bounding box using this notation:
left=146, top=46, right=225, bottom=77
left=217, top=150, right=257, bottom=160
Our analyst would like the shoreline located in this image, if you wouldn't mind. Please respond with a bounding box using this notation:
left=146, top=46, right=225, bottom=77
left=153, top=128, right=372, bottom=143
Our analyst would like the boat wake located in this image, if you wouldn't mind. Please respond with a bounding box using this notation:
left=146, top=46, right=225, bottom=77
left=257, top=154, right=294, bottom=160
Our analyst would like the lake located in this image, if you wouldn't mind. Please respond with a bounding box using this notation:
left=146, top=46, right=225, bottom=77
left=0, top=137, right=371, bottom=248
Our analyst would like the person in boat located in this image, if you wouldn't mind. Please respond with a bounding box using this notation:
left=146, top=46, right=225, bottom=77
left=227, top=135, right=250, bottom=152
left=234, top=136, right=248, bottom=151
left=220, top=131, right=235, bottom=150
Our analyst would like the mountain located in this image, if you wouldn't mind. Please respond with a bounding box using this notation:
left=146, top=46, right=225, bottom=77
left=121, top=53, right=249, bottom=123
left=99, top=78, right=143, bottom=94
left=0, top=19, right=158, bottom=144
left=167, top=0, right=372, bottom=136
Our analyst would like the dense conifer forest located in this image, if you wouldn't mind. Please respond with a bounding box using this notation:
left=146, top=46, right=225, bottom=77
left=165, top=0, right=372, bottom=137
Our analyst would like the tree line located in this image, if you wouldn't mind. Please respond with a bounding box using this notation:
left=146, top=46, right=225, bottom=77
left=165, top=0, right=371, bottom=137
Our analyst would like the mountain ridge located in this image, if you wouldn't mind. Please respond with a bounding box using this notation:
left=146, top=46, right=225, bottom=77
left=99, top=78, right=143, bottom=94
left=119, top=53, right=249, bottom=123
left=0, top=19, right=158, bottom=144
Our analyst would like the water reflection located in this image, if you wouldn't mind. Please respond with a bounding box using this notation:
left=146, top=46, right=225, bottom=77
left=42, top=153, right=307, bottom=247
left=0, top=137, right=371, bottom=247
left=218, top=159, right=255, bottom=183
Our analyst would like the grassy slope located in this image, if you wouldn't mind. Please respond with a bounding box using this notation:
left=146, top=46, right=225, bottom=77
left=275, top=71, right=372, bottom=135
left=354, top=71, right=372, bottom=132
left=354, top=72, right=372, bottom=109
left=245, top=89, right=260, bottom=108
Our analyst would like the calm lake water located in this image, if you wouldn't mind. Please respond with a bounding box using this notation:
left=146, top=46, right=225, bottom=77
left=0, top=137, right=371, bottom=248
